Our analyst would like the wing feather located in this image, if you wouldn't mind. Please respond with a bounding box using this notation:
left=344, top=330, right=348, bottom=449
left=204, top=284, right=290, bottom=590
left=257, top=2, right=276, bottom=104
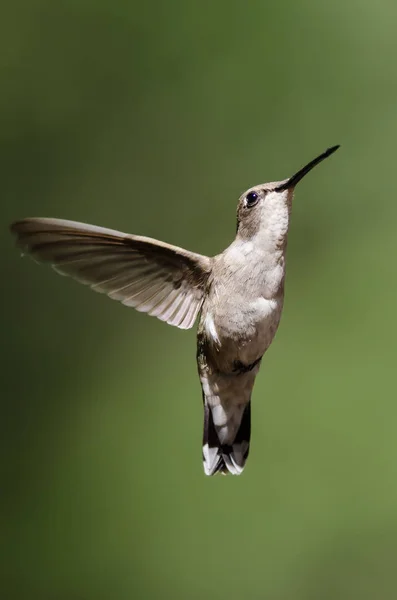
left=10, top=218, right=212, bottom=330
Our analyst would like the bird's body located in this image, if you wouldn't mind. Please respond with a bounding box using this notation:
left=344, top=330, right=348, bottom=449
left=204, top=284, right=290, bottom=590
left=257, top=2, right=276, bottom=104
left=197, top=203, right=287, bottom=474
left=10, top=146, right=339, bottom=475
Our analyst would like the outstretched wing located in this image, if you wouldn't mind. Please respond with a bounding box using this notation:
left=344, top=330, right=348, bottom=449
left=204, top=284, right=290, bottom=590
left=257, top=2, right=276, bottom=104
left=10, top=218, right=212, bottom=329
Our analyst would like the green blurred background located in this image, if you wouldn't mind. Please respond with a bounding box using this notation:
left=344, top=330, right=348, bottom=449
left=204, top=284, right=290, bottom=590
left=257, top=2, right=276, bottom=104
left=2, top=1, right=397, bottom=598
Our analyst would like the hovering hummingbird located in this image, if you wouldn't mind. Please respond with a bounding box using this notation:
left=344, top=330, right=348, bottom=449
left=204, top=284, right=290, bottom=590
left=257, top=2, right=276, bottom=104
left=10, top=145, right=339, bottom=476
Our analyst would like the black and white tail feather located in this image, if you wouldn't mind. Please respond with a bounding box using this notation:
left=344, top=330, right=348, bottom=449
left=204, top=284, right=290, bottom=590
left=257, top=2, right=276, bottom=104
left=202, top=399, right=251, bottom=475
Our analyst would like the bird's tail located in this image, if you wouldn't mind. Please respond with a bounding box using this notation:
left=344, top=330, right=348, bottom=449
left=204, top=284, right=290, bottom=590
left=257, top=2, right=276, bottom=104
left=202, top=399, right=251, bottom=476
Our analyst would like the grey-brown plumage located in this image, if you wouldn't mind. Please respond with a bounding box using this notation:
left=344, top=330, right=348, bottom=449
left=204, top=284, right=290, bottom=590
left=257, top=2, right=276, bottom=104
left=10, top=146, right=339, bottom=475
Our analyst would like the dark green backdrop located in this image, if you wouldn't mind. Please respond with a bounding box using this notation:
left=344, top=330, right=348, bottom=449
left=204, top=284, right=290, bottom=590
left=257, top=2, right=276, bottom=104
left=2, top=1, right=397, bottom=598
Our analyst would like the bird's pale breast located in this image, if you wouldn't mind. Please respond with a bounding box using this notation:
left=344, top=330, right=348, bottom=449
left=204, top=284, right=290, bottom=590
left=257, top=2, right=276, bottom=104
left=201, top=294, right=283, bottom=370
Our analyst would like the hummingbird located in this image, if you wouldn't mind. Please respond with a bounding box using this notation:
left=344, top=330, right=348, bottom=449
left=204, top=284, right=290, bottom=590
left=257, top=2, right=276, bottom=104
left=10, top=145, right=339, bottom=476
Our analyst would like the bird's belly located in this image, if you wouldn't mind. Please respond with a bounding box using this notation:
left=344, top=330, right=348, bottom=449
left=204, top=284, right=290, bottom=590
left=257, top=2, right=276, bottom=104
left=236, top=315, right=280, bottom=364
left=203, top=297, right=283, bottom=369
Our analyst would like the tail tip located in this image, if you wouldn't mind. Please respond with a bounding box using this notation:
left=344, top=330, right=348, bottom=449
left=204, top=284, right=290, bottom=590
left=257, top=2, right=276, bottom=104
left=202, top=442, right=249, bottom=476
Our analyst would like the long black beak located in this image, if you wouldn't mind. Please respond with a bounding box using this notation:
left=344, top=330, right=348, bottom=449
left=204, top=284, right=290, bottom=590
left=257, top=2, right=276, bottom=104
left=275, top=145, right=340, bottom=192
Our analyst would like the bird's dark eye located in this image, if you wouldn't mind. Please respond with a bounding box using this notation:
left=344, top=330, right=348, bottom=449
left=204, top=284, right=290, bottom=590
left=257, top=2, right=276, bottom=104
left=245, top=191, right=259, bottom=208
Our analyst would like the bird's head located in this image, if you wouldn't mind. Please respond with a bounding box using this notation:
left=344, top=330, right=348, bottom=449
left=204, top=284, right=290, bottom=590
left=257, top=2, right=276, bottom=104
left=236, top=145, right=340, bottom=247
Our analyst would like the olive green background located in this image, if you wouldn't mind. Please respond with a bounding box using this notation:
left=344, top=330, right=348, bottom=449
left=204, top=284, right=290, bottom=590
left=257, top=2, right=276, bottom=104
left=2, top=1, right=397, bottom=598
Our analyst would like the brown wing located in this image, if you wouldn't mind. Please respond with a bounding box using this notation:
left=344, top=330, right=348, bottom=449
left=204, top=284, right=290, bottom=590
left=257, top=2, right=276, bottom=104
left=10, top=218, right=212, bottom=330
